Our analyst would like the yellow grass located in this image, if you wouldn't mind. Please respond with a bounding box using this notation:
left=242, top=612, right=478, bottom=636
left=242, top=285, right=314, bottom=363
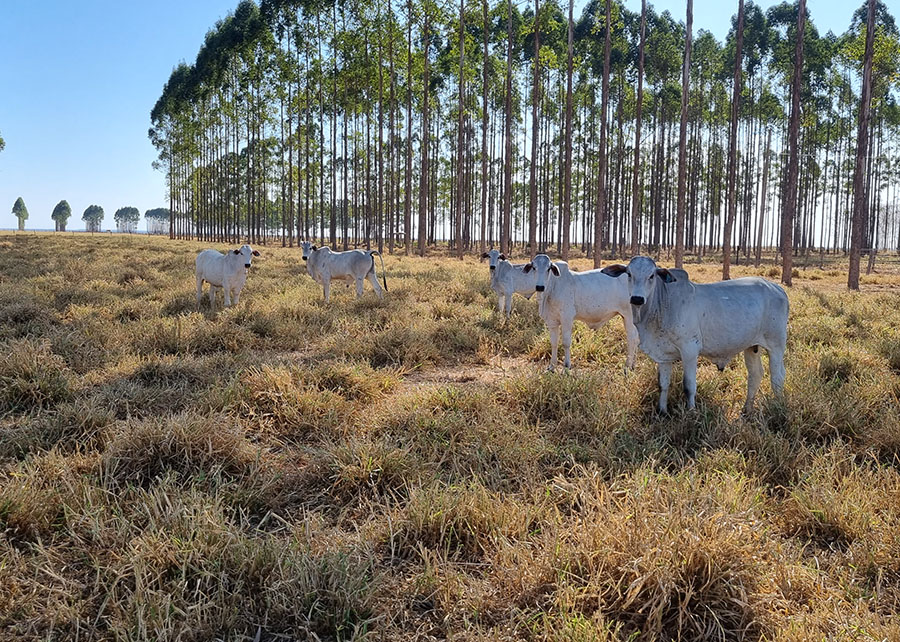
left=1, top=231, right=900, bottom=640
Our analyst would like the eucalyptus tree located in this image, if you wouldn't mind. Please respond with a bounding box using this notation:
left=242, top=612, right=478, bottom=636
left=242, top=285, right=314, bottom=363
left=52, top=200, right=72, bottom=232
left=82, top=205, right=104, bottom=233
left=674, top=0, right=693, bottom=268
left=593, top=0, right=611, bottom=267
left=12, top=197, right=28, bottom=231
left=0, top=130, right=5, bottom=152
left=849, top=0, right=878, bottom=290
left=630, top=0, right=647, bottom=255
left=145, top=208, right=171, bottom=235
left=114, top=207, right=141, bottom=233
left=722, top=0, right=743, bottom=280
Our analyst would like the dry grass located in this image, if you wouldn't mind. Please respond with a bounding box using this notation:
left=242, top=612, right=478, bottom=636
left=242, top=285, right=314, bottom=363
left=1, top=232, right=900, bottom=640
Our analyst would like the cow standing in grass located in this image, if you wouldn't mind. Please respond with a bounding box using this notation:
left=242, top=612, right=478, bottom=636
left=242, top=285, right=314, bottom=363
left=195, top=245, right=260, bottom=308
left=525, top=253, right=638, bottom=372
left=601, top=256, right=788, bottom=413
left=300, top=241, right=387, bottom=303
left=481, top=248, right=538, bottom=317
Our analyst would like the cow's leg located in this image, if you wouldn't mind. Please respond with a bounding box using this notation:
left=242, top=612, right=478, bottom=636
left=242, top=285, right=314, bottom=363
left=232, top=288, right=240, bottom=306
left=323, top=277, right=331, bottom=303
left=547, top=323, right=560, bottom=372
left=623, top=316, right=639, bottom=371
left=368, top=271, right=384, bottom=299
left=743, top=347, right=764, bottom=413
left=497, top=294, right=505, bottom=315
left=769, top=345, right=786, bottom=397
left=355, top=277, right=365, bottom=299
left=505, top=291, right=514, bottom=317
left=196, top=277, right=204, bottom=306
left=223, top=282, right=233, bottom=307
left=209, top=285, right=220, bottom=306
left=561, top=318, right=574, bottom=370
left=682, top=352, right=699, bottom=410
left=657, top=361, right=673, bottom=414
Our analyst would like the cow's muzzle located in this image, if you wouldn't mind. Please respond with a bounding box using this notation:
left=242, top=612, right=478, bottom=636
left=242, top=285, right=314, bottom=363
left=302, top=256, right=308, bottom=261
left=489, top=265, right=496, bottom=271
left=245, top=263, right=252, bottom=268
left=535, top=285, right=545, bottom=292
left=630, top=296, right=645, bottom=306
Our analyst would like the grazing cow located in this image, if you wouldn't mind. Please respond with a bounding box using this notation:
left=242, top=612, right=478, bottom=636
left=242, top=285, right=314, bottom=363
left=195, top=244, right=260, bottom=308
left=481, top=248, right=538, bottom=317
left=601, top=256, right=788, bottom=413
left=524, top=254, right=638, bottom=371
left=300, top=241, right=387, bottom=303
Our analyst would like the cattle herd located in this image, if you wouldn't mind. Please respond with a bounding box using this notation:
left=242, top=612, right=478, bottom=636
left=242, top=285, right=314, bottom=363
left=195, top=243, right=789, bottom=413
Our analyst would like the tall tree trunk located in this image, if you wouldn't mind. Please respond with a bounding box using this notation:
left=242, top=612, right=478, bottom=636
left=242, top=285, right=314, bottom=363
left=849, top=0, right=876, bottom=290
left=480, top=0, right=489, bottom=253
left=594, top=0, right=612, bottom=267
left=501, top=0, right=514, bottom=254
left=455, top=0, right=466, bottom=259
left=630, top=0, right=646, bottom=256
left=529, top=0, right=540, bottom=255
left=755, top=126, right=772, bottom=267
left=781, top=0, right=805, bottom=286
left=404, top=0, right=413, bottom=254
left=561, top=0, right=574, bottom=260
left=674, top=0, right=692, bottom=268
left=418, top=4, right=430, bottom=256
left=722, top=0, right=743, bottom=280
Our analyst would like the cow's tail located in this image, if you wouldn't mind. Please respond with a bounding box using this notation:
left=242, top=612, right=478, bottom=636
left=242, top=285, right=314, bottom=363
left=371, top=250, right=388, bottom=293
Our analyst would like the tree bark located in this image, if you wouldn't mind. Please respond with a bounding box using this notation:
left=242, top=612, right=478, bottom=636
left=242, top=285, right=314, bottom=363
left=849, top=0, right=876, bottom=290
left=674, top=0, right=692, bottom=268
left=722, top=0, right=743, bottom=279
left=594, top=0, right=612, bottom=267
left=781, top=0, right=805, bottom=287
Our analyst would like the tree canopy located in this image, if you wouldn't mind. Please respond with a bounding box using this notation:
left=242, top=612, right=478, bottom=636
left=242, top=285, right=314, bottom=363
left=52, top=200, right=72, bottom=231
left=82, top=204, right=105, bottom=232
left=12, top=197, right=28, bottom=230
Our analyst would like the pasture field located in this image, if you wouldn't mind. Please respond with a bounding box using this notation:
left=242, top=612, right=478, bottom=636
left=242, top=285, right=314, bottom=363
left=2, top=231, right=900, bottom=641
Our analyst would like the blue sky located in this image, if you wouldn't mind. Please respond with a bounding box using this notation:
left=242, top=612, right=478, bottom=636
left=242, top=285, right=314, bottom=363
left=0, top=0, right=874, bottom=231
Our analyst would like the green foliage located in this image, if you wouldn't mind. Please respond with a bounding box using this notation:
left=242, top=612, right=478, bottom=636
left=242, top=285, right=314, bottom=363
left=82, top=204, right=104, bottom=232
left=51, top=200, right=72, bottom=231
left=114, top=206, right=140, bottom=233
left=11, top=197, right=28, bottom=230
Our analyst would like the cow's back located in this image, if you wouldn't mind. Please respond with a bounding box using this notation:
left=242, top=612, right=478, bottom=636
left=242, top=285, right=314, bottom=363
left=196, top=249, right=225, bottom=284
left=694, top=277, right=788, bottom=358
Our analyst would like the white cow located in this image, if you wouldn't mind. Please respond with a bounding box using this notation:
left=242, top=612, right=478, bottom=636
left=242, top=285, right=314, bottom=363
left=601, top=256, right=788, bottom=413
left=195, top=244, right=260, bottom=308
left=524, top=254, right=638, bottom=371
left=300, top=241, right=387, bottom=303
left=481, top=248, right=538, bottom=317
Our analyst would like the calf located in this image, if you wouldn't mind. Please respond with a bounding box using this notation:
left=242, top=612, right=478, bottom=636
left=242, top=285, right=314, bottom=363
left=525, top=254, right=638, bottom=371
left=300, top=241, right=387, bottom=303
left=195, top=244, right=260, bottom=308
left=481, top=248, right=537, bottom=317
left=602, top=256, right=788, bottom=413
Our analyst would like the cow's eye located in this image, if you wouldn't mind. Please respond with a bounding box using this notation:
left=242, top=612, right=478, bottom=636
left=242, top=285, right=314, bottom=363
left=649, top=274, right=654, bottom=280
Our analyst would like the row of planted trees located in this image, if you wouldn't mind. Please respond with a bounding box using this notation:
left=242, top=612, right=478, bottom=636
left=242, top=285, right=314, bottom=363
left=150, top=0, right=900, bottom=287
left=8, top=198, right=171, bottom=234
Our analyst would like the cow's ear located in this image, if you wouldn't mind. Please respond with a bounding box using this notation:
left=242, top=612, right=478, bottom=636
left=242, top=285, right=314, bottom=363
left=311, top=245, right=318, bottom=251
left=523, top=263, right=533, bottom=273
left=233, top=249, right=240, bottom=255
left=498, top=253, right=506, bottom=261
left=252, top=250, right=260, bottom=256
left=656, top=268, right=676, bottom=283
left=601, top=264, right=627, bottom=278
left=481, top=252, right=489, bottom=259
left=549, top=264, right=560, bottom=277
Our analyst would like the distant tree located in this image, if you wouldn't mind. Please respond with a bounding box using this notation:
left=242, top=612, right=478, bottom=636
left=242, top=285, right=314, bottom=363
left=0, top=130, right=5, bottom=152
left=114, top=206, right=141, bottom=233
left=52, top=200, right=72, bottom=231
left=144, top=208, right=171, bottom=235
left=82, top=205, right=104, bottom=232
left=12, top=197, right=28, bottom=231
